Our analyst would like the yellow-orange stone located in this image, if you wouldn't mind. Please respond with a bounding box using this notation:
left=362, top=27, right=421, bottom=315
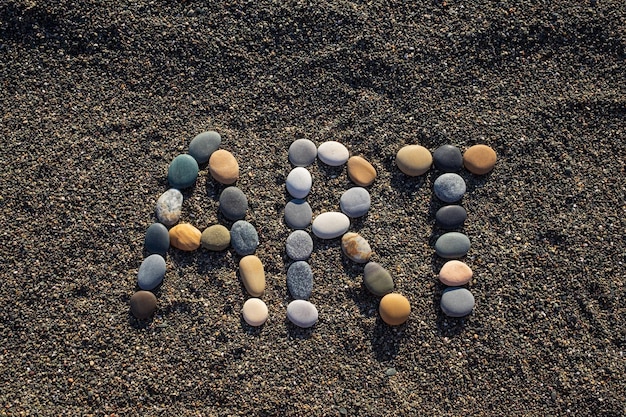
left=239, top=255, right=266, bottom=297
left=169, top=223, right=201, bottom=251
left=396, top=145, right=432, bottom=176
left=379, top=293, right=411, bottom=326
left=209, top=149, right=239, bottom=184
left=347, top=156, right=377, bottom=186
left=438, top=260, right=473, bottom=286
left=463, top=144, right=497, bottom=175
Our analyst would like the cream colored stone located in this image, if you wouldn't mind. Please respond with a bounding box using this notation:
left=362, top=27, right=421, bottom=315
left=239, top=255, right=266, bottom=297
left=241, top=298, right=269, bottom=326
left=341, top=232, right=372, bottom=263
left=396, top=145, right=432, bottom=176
left=209, top=149, right=239, bottom=184
left=438, top=260, right=473, bottom=286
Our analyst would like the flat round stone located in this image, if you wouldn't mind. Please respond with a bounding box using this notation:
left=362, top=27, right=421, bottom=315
left=137, top=254, right=166, bottom=290
left=341, top=233, right=372, bottom=264
left=219, top=186, right=248, bottom=220
left=433, top=144, right=463, bottom=172
left=169, top=223, right=202, bottom=251
left=130, top=291, right=157, bottom=320
left=286, top=167, right=312, bottom=199
left=287, top=261, right=314, bottom=300
left=155, top=188, right=183, bottom=227
left=188, top=131, right=221, bottom=164
left=286, top=230, right=313, bottom=261
left=463, top=144, right=497, bottom=175
left=312, top=212, right=350, bottom=239
left=284, top=199, right=312, bottom=229
left=439, top=260, right=473, bottom=286
left=239, top=255, right=265, bottom=297
left=241, top=298, right=269, bottom=326
left=440, top=287, right=475, bottom=317
left=435, top=232, right=471, bottom=258
left=340, top=187, right=371, bottom=218
left=347, top=156, right=377, bottom=186
left=379, top=293, right=411, bottom=326
left=201, top=224, right=230, bottom=251
left=288, top=139, right=317, bottom=167
left=363, top=262, right=394, bottom=296
left=434, top=173, right=466, bottom=203
left=436, top=205, right=467, bottom=229
left=230, top=220, right=259, bottom=255
left=168, top=154, right=199, bottom=189
left=317, top=141, right=349, bottom=166
left=144, top=223, right=170, bottom=255
left=396, top=145, right=432, bottom=176
left=287, top=300, right=318, bottom=328
left=209, top=149, right=239, bottom=184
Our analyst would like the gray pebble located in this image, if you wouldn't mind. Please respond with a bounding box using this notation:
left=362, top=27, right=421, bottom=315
left=288, top=139, right=317, bottom=167
left=434, top=173, right=466, bottom=203
left=144, top=223, right=170, bottom=255
left=284, top=199, right=312, bottom=229
left=137, top=254, right=166, bottom=290
left=286, top=230, right=313, bottom=261
left=440, top=287, right=475, bottom=317
left=230, top=220, right=259, bottom=255
left=433, top=144, right=463, bottom=172
left=219, top=186, right=248, bottom=220
left=435, top=232, right=471, bottom=258
left=155, top=188, right=183, bottom=227
left=287, top=261, right=314, bottom=300
left=340, top=187, right=371, bottom=218
left=436, top=205, right=467, bottom=230
left=286, top=167, right=312, bottom=199
left=287, top=299, right=318, bottom=328
left=188, top=131, right=221, bottom=164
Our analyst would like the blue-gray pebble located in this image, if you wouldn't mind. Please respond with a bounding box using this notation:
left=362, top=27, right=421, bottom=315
left=286, top=230, right=313, bottom=261
left=435, top=232, right=471, bottom=258
left=433, top=145, right=463, bottom=172
left=137, top=254, right=166, bottom=290
left=168, top=154, right=199, bottom=189
left=288, top=139, right=317, bottom=167
left=230, top=220, right=259, bottom=255
left=219, top=186, right=248, bottom=220
left=440, top=287, right=475, bottom=317
left=188, top=131, right=221, bottom=164
left=284, top=199, right=312, bottom=229
left=340, top=187, right=371, bottom=218
left=434, top=173, right=466, bottom=203
left=436, top=205, right=467, bottom=230
left=144, top=223, right=170, bottom=255
left=287, top=261, right=314, bottom=300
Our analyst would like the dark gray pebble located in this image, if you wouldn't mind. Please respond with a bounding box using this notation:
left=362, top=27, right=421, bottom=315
left=137, top=254, right=166, bottom=290
left=287, top=261, right=314, bottom=300
left=219, top=186, right=248, bottom=220
left=433, top=145, right=463, bottom=172
left=434, top=173, right=466, bottom=203
left=435, top=232, right=471, bottom=258
left=230, top=220, right=259, bottom=255
left=284, top=199, right=312, bottom=229
left=436, top=205, right=467, bottom=229
left=188, top=131, right=221, bottom=164
left=144, top=223, right=170, bottom=255
left=286, top=230, right=313, bottom=261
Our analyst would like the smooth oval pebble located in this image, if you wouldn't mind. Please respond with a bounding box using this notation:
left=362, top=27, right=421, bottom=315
left=155, top=188, right=183, bottom=227
left=286, top=230, right=313, bottom=261
left=130, top=291, right=157, bottom=320
left=239, top=255, right=266, bottom=297
left=219, top=186, right=248, bottom=220
left=137, top=254, right=166, bottom=290
left=347, top=156, right=377, bottom=186
left=144, top=223, right=170, bottom=255
left=436, top=205, right=467, bottom=229
left=168, top=154, right=199, bottom=189
left=317, top=141, right=349, bottom=166
left=312, top=212, right=350, bottom=239
left=433, top=173, right=466, bottom=203
left=379, top=293, right=411, bottom=326
left=201, top=224, right=230, bottom=251
left=340, top=187, right=371, bottom=218
left=242, top=298, right=269, bottom=326
left=433, top=144, right=463, bottom=172
left=287, top=261, right=314, bottom=300
left=188, top=131, right=221, bottom=164
left=284, top=199, right=312, bottom=229
left=286, top=167, right=312, bottom=199
left=230, top=220, right=259, bottom=255
left=396, top=145, right=432, bottom=176
left=439, top=260, right=473, bottom=286
left=209, top=149, right=239, bottom=184
left=363, top=262, right=394, bottom=296
left=288, top=139, right=317, bottom=167
left=341, top=232, right=372, bottom=264
left=435, top=232, right=471, bottom=258
left=287, top=300, right=318, bottom=328
left=463, top=144, right=497, bottom=175
left=440, top=287, right=475, bottom=317
left=169, top=223, right=202, bottom=251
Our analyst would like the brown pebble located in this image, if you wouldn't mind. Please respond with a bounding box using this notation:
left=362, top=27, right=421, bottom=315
left=239, top=255, right=266, bottom=297
left=169, top=223, right=201, bottom=251
left=379, top=293, right=411, bottom=326
left=463, top=144, right=497, bottom=175
left=396, top=145, right=432, bottom=176
left=130, top=291, right=157, bottom=319
left=438, top=260, right=473, bottom=286
left=209, top=149, right=239, bottom=184
left=347, top=156, right=377, bottom=186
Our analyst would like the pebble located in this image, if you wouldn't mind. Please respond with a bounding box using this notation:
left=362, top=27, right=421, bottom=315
left=167, top=154, right=199, bottom=189
left=144, top=223, right=170, bottom=255
left=219, top=186, right=248, bottom=220
left=433, top=173, right=466, bottom=203
left=200, top=224, right=230, bottom=251
left=435, top=232, right=471, bottom=258
left=137, top=254, right=166, bottom=290
left=287, top=261, right=314, bottom=300
left=285, top=230, right=313, bottom=261
left=438, top=260, right=473, bottom=286
left=463, top=144, right=497, bottom=175
left=241, top=298, right=269, bottom=326
left=312, top=212, right=350, bottom=239
left=396, top=145, right=432, bottom=176
left=363, top=262, right=394, bottom=296
left=433, top=144, right=463, bottom=172
left=286, top=167, right=312, bottom=199
left=230, top=220, right=259, bottom=255
left=435, top=205, right=467, bottom=229
left=239, top=255, right=265, bottom=297
left=284, top=199, right=312, bottom=229
left=155, top=188, right=183, bottom=227
left=130, top=291, right=158, bottom=320
left=286, top=300, right=318, bottom=328
left=347, top=156, right=377, bottom=186
left=188, top=131, right=221, bottom=164
left=288, top=139, right=317, bottom=166
left=209, top=149, right=239, bottom=184
left=317, top=141, right=350, bottom=166
left=379, top=293, right=411, bottom=326
left=341, top=232, right=372, bottom=264
left=169, top=223, right=202, bottom=251
left=440, top=287, right=475, bottom=317
left=340, top=187, right=371, bottom=218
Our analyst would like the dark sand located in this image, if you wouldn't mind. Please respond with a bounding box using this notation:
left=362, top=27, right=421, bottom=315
left=1, top=1, right=625, bottom=415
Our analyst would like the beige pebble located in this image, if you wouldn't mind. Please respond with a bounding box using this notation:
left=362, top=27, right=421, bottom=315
left=396, top=145, right=432, bottom=176
left=201, top=224, right=230, bottom=251
left=241, top=298, right=269, bottom=326
left=209, top=149, right=239, bottom=184
left=379, top=293, right=411, bottom=326
left=169, top=223, right=201, bottom=251
left=341, top=232, right=372, bottom=263
left=347, top=156, right=377, bottom=186
left=438, top=260, right=473, bottom=286
left=239, top=255, right=266, bottom=297
left=463, top=144, right=497, bottom=175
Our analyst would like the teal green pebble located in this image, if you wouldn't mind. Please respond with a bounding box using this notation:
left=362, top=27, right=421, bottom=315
left=168, top=154, right=199, bottom=189
left=435, top=232, right=471, bottom=258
